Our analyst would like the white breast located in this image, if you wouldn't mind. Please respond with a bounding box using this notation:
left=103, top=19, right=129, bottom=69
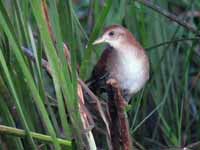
left=116, top=50, right=148, bottom=94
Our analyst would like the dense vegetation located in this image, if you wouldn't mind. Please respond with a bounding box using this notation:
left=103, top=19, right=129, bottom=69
left=0, top=0, right=199, bottom=149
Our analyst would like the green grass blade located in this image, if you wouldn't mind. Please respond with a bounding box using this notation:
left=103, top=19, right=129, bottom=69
left=0, top=48, right=37, bottom=149
left=80, top=0, right=112, bottom=79
left=0, top=6, right=61, bottom=150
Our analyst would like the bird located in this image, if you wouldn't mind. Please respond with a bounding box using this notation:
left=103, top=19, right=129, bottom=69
left=88, top=25, right=149, bottom=103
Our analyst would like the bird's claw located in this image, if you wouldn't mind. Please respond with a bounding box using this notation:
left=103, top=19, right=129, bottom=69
left=106, top=78, right=119, bottom=88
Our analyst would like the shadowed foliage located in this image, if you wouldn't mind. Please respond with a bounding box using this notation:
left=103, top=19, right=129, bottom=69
left=0, top=0, right=200, bottom=150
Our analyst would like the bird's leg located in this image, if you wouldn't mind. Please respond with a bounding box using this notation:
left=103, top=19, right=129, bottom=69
left=106, top=78, right=119, bottom=88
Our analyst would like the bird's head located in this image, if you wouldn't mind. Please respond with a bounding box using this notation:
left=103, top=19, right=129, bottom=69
left=93, top=25, right=134, bottom=49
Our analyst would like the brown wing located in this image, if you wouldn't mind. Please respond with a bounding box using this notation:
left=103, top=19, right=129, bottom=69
left=87, top=46, right=114, bottom=92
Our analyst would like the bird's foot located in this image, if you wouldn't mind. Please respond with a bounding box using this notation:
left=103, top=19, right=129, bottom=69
left=106, top=78, right=119, bottom=88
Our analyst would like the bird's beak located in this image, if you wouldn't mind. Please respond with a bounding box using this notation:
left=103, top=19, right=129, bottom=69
left=92, top=37, right=105, bottom=45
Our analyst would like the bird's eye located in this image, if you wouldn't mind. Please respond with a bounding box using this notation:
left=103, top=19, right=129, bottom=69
left=108, top=31, right=114, bottom=36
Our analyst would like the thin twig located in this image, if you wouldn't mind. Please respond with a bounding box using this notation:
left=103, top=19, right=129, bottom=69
left=187, top=140, right=200, bottom=149
left=146, top=37, right=200, bottom=50
left=22, top=47, right=50, bottom=72
left=136, top=0, right=200, bottom=35
left=179, top=11, right=200, bottom=18
left=78, top=79, right=111, bottom=140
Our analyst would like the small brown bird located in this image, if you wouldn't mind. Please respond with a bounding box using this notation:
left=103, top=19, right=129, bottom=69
left=88, top=25, right=149, bottom=102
